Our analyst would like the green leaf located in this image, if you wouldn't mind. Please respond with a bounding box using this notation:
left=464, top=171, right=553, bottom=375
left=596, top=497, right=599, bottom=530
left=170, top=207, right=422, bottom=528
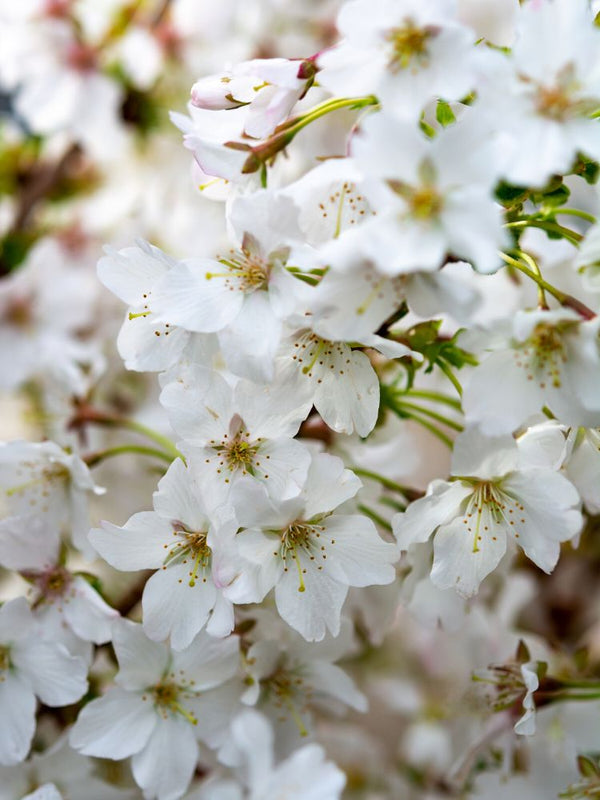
left=577, top=754, right=600, bottom=779
left=436, top=100, right=456, bottom=127
left=419, top=118, right=436, bottom=139
left=536, top=183, right=570, bottom=209
left=572, top=153, right=600, bottom=185
left=495, top=181, right=529, bottom=208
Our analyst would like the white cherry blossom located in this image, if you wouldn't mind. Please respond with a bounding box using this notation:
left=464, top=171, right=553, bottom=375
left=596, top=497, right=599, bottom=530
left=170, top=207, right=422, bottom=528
left=70, top=620, right=240, bottom=800
left=463, top=309, right=600, bottom=434
left=160, top=366, right=311, bottom=504
left=480, top=0, right=600, bottom=187
left=0, top=440, right=103, bottom=557
left=0, top=598, right=88, bottom=766
left=151, top=190, right=312, bottom=382
left=97, top=241, right=196, bottom=373
left=393, top=429, right=583, bottom=597
left=212, top=710, right=346, bottom=800
left=0, top=514, right=117, bottom=660
left=318, top=0, right=480, bottom=122
left=323, top=111, right=507, bottom=275
left=89, top=458, right=240, bottom=648
left=228, top=453, right=398, bottom=641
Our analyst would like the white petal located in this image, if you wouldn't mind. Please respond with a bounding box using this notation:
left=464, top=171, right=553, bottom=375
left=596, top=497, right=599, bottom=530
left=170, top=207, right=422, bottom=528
left=131, top=717, right=198, bottom=800
left=218, top=292, right=281, bottom=382
left=69, top=688, right=156, bottom=759
left=304, top=660, right=367, bottom=712
left=89, top=513, right=172, bottom=571
left=153, top=458, right=210, bottom=530
left=313, top=348, right=380, bottom=437
left=393, top=481, right=472, bottom=550
left=171, top=632, right=239, bottom=689
left=0, top=673, right=36, bottom=766
left=13, top=641, right=87, bottom=706
left=303, top=453, right=362, bottom=518
left=113, top=619, right=169, bottom=690
left=320, top=515, right=397, bottom=588
left=142, top=566, right=216, bottom=650
left=431, top=517, right=507, bottom=597
left=0, top=514, right=59, bottom=571
left=152, top=259, right=243, bottom=333
left=62, top=577, right=118, bottom=645
left=501, top=469, right=583, bottom=571
left=252, top=439, right=311, bottom=502
left=275, top=564, right=347, bottom=642
left=97, top=243, right=171, bottom=306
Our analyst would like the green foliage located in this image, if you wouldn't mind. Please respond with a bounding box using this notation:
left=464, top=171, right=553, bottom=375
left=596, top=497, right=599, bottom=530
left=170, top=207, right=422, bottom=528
left=435, top=99, right=456, bottom=128
left=404, top=320, right=478, bottom=374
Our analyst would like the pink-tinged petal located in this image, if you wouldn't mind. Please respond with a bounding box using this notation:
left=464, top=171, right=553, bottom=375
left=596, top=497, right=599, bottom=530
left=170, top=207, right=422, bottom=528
left=69, top=688, right=156, bottom=759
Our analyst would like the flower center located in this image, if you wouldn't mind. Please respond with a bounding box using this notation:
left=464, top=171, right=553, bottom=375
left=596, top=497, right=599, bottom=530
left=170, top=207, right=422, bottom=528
left=275, top=520, right=331, bottom=592
left=264, top=662, right=309, bottom=736
left=386, top=19, right=434, bottom=72
left=389, top=166, right=444, bottom=222
left=27, top=566, right=73, bottom=605
left=165, top=523, right=211, bottom=587
left=149, top=680, right=198, bottom=725
left=535, top=84, right=575, bottom=121
left=206, top=248, right=272, bottom=292
left=516, top=321, right=569, bottom=389
left=460, top=480, right=525, bottom=553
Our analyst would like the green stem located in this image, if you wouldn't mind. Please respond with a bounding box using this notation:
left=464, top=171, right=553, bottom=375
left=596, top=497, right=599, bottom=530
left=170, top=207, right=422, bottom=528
left=500, top=252, right=596, bottom=320
left=397, top=400, right=464, bottom=432
left=405, top=389, right=463, bottom=410
left=556, top=679, right=600, bottom=690
left=242, top=95, right=378, bottom=172
left=518, top=250, right=548, bottom=309
left=549, top=692, right=600, bottom=702
left=119, top=419, right=182, bottom=459
left=280, top=95, right=378, bottom=135
left=391, top=405, right=454, bottom=449
left=505, top=219, right=583, bottom=245
left=352, top=467, right=413, bottom=496
left=379, top=496, right=407, bottom=512
left=357, top=504, right=393, bottom=532
left=554, top=208, right=597, bottom=224
left=85, top=445, right=175, bottom=468
left=437, top=361, right=464, bottom=397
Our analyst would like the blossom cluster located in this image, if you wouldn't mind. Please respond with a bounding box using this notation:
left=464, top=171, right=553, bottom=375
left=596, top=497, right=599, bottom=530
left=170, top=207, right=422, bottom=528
left=2, top=0, right=600, bottom=798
